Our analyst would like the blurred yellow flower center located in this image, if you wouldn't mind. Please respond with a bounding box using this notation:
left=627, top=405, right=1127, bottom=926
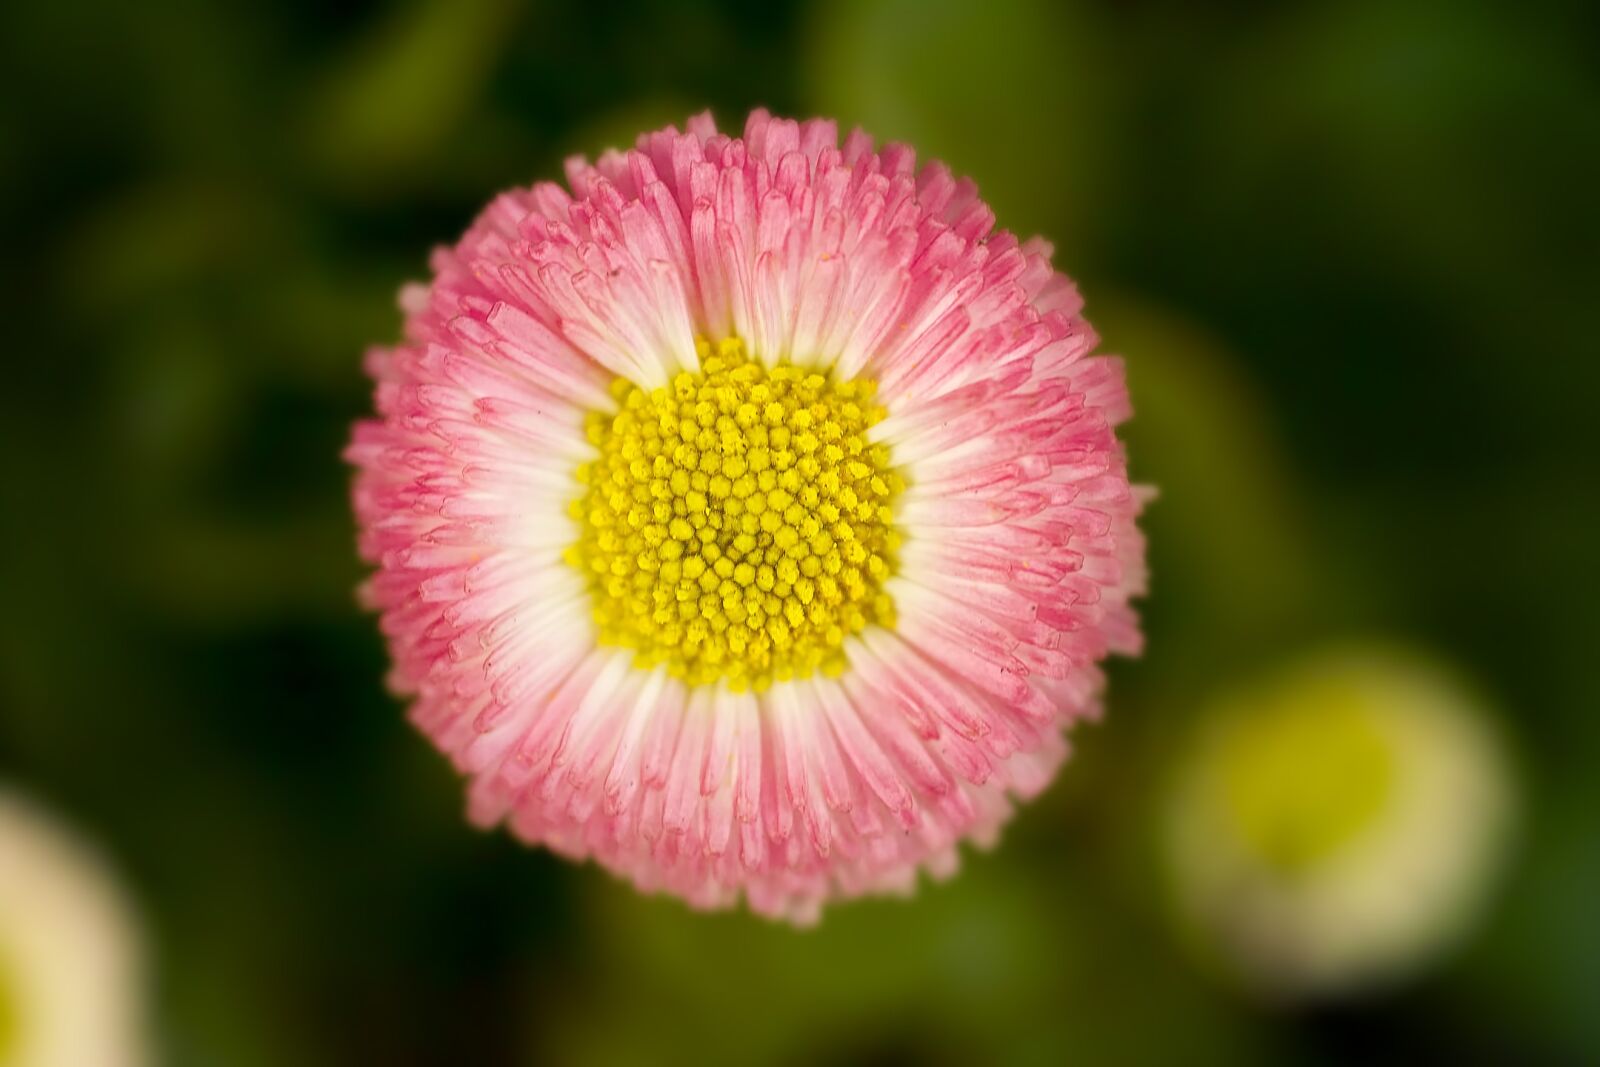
left=0, top=951, right=19, bottom=1060
left=1218, top=681, right=1397, bottom=875
left=567, top=337, right=903, bottom=691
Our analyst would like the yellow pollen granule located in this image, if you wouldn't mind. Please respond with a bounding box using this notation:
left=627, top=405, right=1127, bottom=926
left=565, top=337, right=904, bottom=691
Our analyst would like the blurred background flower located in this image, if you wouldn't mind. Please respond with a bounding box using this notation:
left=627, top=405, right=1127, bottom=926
left=1, top=0, right=1595, bottom=1063
left=1164, top=646, right=1513, bottom=1001
left=0, top=788, right=150, bottom=1067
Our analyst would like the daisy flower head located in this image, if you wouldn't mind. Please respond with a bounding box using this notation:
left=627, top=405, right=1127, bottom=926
left=349, top=110, right=1146, bottom=922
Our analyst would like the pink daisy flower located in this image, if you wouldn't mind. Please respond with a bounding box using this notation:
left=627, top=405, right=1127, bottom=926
left=348, top=110, right=1146, bottom=923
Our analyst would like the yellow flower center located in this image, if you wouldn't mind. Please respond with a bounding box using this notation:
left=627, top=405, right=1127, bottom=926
left=567, top=337, right=904, bottom=691
left=1218, top=677, right=1397, bottom=875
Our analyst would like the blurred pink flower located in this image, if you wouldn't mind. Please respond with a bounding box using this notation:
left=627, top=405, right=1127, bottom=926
left=348, top=110, right=1144, bottom=922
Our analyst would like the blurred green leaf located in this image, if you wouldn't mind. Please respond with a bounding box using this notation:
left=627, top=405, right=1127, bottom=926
left=807, top=0, right=1123, bottom=250
left=1092, top=293, right=1327, bottom=678
left=303, top=0, right=524, bottom=190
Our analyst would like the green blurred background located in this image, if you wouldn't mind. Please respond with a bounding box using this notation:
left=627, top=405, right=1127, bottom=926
left=2, top=0, right=1596, bottom=1063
